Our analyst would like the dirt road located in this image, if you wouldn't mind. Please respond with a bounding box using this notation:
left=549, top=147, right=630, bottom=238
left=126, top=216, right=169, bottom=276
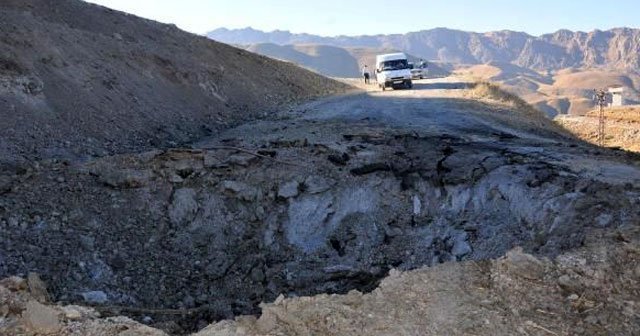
left=207, top=78, right=548, bottom=147
left=204, top=77, right=640, bottom=185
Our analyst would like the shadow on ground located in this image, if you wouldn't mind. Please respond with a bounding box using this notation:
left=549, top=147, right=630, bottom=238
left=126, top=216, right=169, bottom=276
left=412, top=82, right=472, bottom=90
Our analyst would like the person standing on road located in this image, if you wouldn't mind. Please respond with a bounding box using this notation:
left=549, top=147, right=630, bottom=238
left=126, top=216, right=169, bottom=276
left=362, top=65, right=370, bottom=84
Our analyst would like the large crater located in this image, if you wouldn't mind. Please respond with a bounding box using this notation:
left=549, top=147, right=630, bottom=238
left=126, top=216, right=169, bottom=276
left=1, top=125, right=638, bottom=333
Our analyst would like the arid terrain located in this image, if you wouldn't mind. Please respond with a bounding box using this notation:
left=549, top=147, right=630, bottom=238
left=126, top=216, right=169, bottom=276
left=0, top=0, right=347, bottom=168
left=243, top=43, right=451, bottom=79
left=210, top=27, right=640, bottom=117
left=3, top=75, right=640, bottom=335
left=456, top=63, right=640, bottom=116
left=2, top=1, right=640, bottom=336
left=557, top=106, right=640, bottom=152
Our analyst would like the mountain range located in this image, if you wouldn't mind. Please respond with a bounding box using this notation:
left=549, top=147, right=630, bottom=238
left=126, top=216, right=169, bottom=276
left=208, top=27, right=640, bottom=71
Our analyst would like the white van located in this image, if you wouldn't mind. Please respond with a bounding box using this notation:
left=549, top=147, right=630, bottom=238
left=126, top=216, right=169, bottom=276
left=375, top=53, right=413, bottom=91
left=410, top=60, right=429, bottom=79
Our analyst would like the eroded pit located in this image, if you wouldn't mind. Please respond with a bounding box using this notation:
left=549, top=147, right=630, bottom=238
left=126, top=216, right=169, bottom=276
left=1, top=128, right=638, bottom=334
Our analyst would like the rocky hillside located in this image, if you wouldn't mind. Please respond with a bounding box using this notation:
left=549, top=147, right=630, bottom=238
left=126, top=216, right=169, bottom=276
left=0, top=0, right=347, bottom=167
left=246, top=43, right=361, bottom=77
left=245, top=43, right=451, bottom=78
left=208, top=27, right=640, bottom=70
left=455, top=62, right=640, bottom=117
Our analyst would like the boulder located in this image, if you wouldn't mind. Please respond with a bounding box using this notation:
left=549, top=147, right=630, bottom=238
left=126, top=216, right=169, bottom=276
left=27, top=273, right=50, bottom=303
left=81, top=291, right=108, bottom=304
left=226, top=154, right=258, bottom=167
left=221, top=180, right=258, bottom=201
left=451, top=232, right=472, bottom=258
left=99, top=169, right=154, bottom=189
left=204, top=152, right=227, bottom=168
left=173, top=159, right=203, bottom=177
left=304, top=175, right=334, bottom=194
left=22, top=301, right=61, bottom=334
left=502, top=247, right=546, bottom=280
left=168, top=188, right=199, bottom=226
left=0, top=276, right=27, bottom=291
left=278, top=180, right=300, bottom=199
left=61, top=306, right=83, bottom=320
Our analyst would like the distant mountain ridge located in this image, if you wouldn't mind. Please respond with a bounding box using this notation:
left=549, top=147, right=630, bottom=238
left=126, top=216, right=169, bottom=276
left=208, top=27, right=640, bottom=70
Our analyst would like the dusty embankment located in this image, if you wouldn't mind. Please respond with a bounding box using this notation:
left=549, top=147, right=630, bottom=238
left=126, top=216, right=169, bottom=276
left=2, top=78, right=640, bottom=335
left=0, top=0, right=348, bottom=168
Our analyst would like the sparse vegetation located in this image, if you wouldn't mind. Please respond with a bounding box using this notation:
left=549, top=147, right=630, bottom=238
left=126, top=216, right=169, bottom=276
left=466, top=81, right=571, bottom=137
left=468, top=82, right=540, bottom=115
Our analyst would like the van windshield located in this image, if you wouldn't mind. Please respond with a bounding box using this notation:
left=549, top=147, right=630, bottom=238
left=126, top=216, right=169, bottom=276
left=380, top=59, right=408, bottom=71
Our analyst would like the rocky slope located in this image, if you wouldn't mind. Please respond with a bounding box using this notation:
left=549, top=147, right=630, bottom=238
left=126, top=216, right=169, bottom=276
left=245, top=43, right=451, bottom=78
left=246, top=44, right=362, bottom=77
left=0, top=0, right=348, bottom=168
left=208, top=27, right=640, bottom=71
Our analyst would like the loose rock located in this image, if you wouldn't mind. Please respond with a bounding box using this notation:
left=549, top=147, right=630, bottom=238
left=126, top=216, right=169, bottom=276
left=278, top=180, right=300, bottom=199
left=99, top=169, right=154, bottom=189
left=502, top=247, right=545, bottom=280
left=81, top=291, right=108, bottom=304
left=22, top=301, right=61, bottom=334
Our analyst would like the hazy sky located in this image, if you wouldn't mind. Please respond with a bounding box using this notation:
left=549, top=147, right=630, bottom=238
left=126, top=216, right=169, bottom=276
left=84, top=0, right=640, bottom=36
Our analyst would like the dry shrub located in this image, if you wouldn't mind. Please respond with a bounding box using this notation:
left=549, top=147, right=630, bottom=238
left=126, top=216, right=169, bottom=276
left=467, top=82, right=543, bottom=118
left=466, top=81, right=570, bottom=137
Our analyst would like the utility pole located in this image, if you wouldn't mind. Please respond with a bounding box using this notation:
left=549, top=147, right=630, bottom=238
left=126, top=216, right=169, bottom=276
left=593, top=89, right=608, bottom=147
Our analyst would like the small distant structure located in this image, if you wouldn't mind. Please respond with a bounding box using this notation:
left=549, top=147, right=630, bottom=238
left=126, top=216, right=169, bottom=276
left=608, top=87, right=624, bottom=107
left=593, top=89, right=608, bottom=147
